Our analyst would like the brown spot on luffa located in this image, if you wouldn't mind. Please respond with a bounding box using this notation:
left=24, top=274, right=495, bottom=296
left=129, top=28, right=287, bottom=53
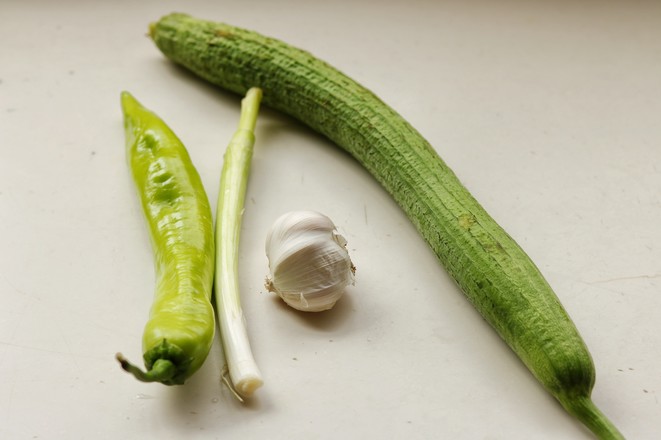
left=458, top=213, right=476, bottom=230
left=214, top=28, right=234, bottom=39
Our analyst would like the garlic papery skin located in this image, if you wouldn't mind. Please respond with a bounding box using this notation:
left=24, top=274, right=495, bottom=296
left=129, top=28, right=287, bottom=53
left=265, top=211, right=355, bottom=312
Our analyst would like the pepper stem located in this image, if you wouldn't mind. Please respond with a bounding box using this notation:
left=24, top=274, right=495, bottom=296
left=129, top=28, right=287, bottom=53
left=115, top=353, right=176, bottom=383
left=560, top=395, right=625, bottom=440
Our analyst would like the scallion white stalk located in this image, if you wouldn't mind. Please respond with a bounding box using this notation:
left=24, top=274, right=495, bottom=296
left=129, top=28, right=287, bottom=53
left=214, top=87, right=263, bottom=398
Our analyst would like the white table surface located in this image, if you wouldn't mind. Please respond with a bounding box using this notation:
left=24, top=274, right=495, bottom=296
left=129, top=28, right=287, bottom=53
left=1, top=1, right=659, bottom=438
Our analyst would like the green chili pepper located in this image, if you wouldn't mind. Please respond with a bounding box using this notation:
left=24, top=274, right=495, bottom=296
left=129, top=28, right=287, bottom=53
left=116, top=91, right=215, bottom=385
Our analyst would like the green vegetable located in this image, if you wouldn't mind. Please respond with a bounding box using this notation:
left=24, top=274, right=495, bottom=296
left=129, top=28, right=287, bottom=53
left=116, top=91, right=215, bottom=385
left=214, top=87, right=264, bottom=398
left=148, top=13, right=624, bottom=438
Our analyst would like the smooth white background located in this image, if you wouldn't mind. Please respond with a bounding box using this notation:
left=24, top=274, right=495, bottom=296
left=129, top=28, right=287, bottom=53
left=1, top=1, right=659, bottom=438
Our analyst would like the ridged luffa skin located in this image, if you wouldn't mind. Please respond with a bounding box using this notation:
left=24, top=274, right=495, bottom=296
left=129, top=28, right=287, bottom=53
left=121, top=91, right=215, bottom=385
left=149, top=13, right=624, bottom=436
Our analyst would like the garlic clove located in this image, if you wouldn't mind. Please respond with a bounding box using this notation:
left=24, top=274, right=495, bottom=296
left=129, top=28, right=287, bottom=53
left=265, top=211, right=335, bottom=255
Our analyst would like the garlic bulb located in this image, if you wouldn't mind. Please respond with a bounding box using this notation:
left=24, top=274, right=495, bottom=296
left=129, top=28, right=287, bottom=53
left=265, top=211, right=355, bottom=312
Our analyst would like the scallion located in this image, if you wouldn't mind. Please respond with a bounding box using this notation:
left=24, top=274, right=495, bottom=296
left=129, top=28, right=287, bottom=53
left=214, top=87, right=264, bottom=399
